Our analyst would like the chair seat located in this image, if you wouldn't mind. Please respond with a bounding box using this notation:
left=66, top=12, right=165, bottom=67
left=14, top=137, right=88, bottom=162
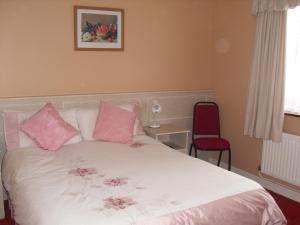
left=193, top=137, right=230, bottom=150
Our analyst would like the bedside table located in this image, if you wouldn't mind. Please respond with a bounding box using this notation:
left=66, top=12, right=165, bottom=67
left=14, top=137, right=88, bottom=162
left=144, top=124, right=190, bottom=154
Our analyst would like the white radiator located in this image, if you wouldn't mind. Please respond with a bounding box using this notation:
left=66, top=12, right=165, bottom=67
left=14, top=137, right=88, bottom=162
left=262, top=133, right=300, bottom=187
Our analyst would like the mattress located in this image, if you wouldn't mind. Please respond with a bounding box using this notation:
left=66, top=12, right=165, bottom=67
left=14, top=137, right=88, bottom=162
left=2, top=135, right=286, bottom=225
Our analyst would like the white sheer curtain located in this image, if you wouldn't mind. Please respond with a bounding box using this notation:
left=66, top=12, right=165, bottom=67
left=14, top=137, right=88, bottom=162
left=285, top=7, right=300, bottom=114
left=245, top=0, right=300, bottom=141
left=244, top=9, right=286, bottom=142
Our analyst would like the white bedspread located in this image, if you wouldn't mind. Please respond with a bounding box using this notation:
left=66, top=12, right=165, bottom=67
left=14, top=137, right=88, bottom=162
left=2, top=135, right=272, bottom=225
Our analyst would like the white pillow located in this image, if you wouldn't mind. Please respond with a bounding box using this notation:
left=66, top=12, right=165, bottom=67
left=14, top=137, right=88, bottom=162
left=3, top=109, right=82, bottom=150
left=59, top=110, right=83, bottom=144
left=76, top=103, right=144, bottom=141
left=76, top=108, right=98, bottom=141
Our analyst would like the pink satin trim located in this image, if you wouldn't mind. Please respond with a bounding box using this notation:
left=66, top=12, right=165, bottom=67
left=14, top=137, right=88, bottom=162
left=135, top=189, right=287, bottom=225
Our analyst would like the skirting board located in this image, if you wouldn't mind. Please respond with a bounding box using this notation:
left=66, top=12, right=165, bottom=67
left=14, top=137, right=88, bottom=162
left=209, top=158, right=300, bottom=203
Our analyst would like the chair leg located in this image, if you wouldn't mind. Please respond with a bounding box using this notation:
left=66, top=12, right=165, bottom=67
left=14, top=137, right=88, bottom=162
left=189, top=144, right=193, bottom=156
left=195, top=148, right=198, bottom=158
left=217, top=151, right=223, bottom=166
left=228, top=149, right=231, bottom=171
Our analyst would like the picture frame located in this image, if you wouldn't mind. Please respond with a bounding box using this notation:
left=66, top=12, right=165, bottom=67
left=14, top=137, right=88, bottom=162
left=74, top=6, right=124, bottom=51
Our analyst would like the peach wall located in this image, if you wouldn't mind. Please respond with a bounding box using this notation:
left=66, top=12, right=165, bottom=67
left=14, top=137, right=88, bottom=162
left=1, top=0, right=299, bottom=175
left=212, top=0, right=300, bottom=175
left=0, top=0, right=213, bottom=97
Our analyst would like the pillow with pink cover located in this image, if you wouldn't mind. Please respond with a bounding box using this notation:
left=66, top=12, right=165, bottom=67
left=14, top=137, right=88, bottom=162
left=4, top=108, right=82, bottom=151
left=119, top=103, right=145, bottom=136
left=77, top=102, right=144, bottom=141
left=93, top=102, right=137, bottom=144
left=20, top=103, right=79, bottom=151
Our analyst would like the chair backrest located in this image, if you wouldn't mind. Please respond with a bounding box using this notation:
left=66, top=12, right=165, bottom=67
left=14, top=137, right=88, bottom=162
left=192, top=102, right=220, bottom=136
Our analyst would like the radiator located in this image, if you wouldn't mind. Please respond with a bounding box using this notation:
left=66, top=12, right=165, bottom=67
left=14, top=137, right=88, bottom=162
left=262, top=133, right=300, bottom=187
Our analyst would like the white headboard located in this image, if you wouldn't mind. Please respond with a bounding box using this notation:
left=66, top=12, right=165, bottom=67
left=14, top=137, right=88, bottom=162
left=0, top=90, right=215, bottom=159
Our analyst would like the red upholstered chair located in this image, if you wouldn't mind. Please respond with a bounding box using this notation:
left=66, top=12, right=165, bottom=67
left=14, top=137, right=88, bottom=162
left=189, top=102, right=231, bottom=170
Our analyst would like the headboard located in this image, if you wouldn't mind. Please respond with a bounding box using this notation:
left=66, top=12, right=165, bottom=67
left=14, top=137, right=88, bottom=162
left=0, top=90, right=214, bottom=160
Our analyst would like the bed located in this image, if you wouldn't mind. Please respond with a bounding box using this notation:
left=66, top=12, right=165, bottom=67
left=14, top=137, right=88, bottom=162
left=2, top=135, right=286, bottom=225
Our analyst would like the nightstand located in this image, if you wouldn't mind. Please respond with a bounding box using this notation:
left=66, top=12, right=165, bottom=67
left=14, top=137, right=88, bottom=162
left=144, top=124, right=190, bottom=154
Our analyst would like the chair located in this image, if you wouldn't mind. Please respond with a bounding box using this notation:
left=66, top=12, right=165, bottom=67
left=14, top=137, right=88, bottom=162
left=189, top=102, right=231, bottom=170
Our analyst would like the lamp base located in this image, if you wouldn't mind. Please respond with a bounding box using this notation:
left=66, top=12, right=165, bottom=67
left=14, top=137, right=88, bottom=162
left=149, top=124, right=161, bottom=128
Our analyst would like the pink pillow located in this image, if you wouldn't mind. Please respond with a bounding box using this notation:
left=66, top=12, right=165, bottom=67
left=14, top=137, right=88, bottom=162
left=119, top=104, right=145, bottom=135
left=20, top=103, right=79, bottom=151
left=93, top=102, right=137, bottom=144
left=3, top=109, right=82, bottom=151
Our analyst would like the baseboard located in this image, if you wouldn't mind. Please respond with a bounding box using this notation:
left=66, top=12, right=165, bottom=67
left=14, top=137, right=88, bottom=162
left=209, top=158, right=300, bottom=203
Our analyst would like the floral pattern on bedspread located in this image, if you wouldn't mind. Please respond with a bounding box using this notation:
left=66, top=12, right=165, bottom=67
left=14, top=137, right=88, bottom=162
left=104, top=177, right=128, bottom=186
left=130, top=142, right=146, bottom=148
left=104, top=197, right=137, bottom=210
left=64, top=160, right=184, bottom=220
left=68, top=167, right=98, bottom=177
left=2, top=137, right=286, bottom=225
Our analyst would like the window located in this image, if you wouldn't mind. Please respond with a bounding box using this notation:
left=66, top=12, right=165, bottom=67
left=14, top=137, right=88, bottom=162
left=285, top=7, right=300, bottom=115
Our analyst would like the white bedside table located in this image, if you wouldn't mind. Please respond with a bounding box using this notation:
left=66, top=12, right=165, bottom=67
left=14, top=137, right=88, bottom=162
left=144, top=124, right=190, bottom=154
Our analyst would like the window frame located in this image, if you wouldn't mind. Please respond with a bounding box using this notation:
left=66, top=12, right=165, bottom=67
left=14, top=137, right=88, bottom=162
left=284, top=7, right=300, bottom=116
left=285, top=112, right=300, bottom=118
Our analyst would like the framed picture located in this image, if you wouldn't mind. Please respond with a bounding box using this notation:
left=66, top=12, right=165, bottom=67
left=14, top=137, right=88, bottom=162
left=74, top=6, right=124, bottom=51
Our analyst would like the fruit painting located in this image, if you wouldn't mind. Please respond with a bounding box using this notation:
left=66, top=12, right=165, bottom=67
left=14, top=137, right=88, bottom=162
left=74, top=6, right=124, bottom=50
left=81, top=14, right=118, bottom=43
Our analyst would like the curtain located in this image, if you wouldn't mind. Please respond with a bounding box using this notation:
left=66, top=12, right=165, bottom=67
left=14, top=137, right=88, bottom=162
left=252, top=0, right=300, bottom=14
left=245, top=0, right=300, bottom=141
left=245, top=1, right=289, bottom=142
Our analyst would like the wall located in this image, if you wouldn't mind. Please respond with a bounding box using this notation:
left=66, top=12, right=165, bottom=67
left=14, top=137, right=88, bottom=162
left=212, top=0, right=300, bottom=175
left=0, top=0, right=213, bottom=97
left=1, top=0, right=298, bottom=176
